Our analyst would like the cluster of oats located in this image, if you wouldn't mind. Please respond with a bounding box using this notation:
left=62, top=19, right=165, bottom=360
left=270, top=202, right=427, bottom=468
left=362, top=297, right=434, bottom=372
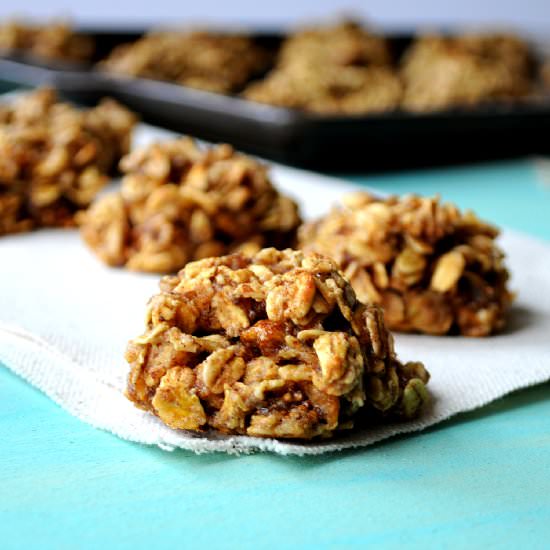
left=401, top=34, right=533, bottom=112
left=126, top=248, right=430, bottom=439
left=100, top=30, right=271, bottom=94
left=0, top=20, right=94, bottom=62
left=243, top=21, right=402, bottom=114
left=0, top=88, right=136, bottom=236
left=79, top=138, right=301, bottom=273
left=299, top=193, right=513, bottom=336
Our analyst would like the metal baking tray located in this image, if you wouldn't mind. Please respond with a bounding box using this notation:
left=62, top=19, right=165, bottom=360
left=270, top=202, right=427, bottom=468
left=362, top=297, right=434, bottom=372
left=1, top=28, right=550, bottom=170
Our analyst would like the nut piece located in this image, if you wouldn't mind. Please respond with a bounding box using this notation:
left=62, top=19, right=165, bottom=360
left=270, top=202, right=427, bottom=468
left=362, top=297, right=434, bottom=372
left=0, top=88, right=136, bottom=236
left=125, top=248, right=430, bottom=440
left=79, top=138, right=302, bottom=273
left=299, top=193, right=513, bottom=336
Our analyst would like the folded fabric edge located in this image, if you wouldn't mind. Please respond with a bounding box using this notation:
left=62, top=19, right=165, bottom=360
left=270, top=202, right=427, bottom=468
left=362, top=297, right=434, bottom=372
left=1, top=326, right=549, bottom=457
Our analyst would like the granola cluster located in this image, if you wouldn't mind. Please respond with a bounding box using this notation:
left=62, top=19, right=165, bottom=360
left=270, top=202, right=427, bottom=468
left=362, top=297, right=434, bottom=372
left=0, top=20, right=94, bottom=62
left=79, top=138, right=301, bottom=272
left=401, top=34, right=532, bottom=112
left=243, top=22, right=402, bottom=114
left=0, top=88, right=136, bottom=235
left=298, top=193, right=513, bottom=336
left=126, top=248, right=430, bottom=439
left=101, top=30, right=271, bottom=93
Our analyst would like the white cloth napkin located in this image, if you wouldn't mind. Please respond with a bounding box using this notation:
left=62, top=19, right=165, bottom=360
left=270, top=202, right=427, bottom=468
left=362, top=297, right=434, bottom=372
left=1, top=125, right=549, bottom=455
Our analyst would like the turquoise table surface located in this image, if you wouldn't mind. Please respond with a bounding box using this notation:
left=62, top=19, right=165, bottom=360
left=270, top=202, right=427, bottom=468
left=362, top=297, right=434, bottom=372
left=1, top=158, right=550, bottom=550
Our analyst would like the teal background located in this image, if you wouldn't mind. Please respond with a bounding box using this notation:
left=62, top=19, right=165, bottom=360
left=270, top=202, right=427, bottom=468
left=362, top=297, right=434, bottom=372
left=1, top=158, right=550, bottom=549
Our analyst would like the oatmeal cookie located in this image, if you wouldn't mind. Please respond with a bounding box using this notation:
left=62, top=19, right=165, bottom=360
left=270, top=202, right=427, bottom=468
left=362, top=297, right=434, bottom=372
left=276, top=21, right=392, bottom=70
left=243, top=21, right=401, bottom=114
left=298, top=193, right=513, bottom=336
left=0, top=20, right=94, bottom=62
left=78, top=138, right=301, bottom=272
left=100, top=30, right=271, bottom=93
left=244, top=64, right=402, bottom=114
left=401, top=33, right=532, bottom=112
left=126, top=248, right=430, bottom=439
left=0, top=88, right=136, bottom=236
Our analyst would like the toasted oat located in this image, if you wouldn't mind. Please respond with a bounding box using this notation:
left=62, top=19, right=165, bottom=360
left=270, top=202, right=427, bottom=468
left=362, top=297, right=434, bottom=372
left=0, top=88, right=136, bottom=236
left=79, top=138, right=301, bottom=272
left=298, top=193, right=513, bottom=336
left=126, top=248, right=430, bottom=439
left=100, top=30, right=272, bottom=93
left=401, top=33, right=532, bottom=112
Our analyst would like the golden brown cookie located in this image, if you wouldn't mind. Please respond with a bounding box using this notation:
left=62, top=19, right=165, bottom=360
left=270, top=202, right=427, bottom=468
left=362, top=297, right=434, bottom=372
left=0, top=20, right=94, bottom=62
left=299, top=193, right=513, bottom=336
left=401, top=33, right=532, bottom=111
left=100, top=30, right=271, bottom=93
left=243, top=21, right=401, bottom=114
left=79, top=138, right=301, bottom=272
left=126, top=248, right=430, bottom=439
left=0, top=88, right=136, bottom=236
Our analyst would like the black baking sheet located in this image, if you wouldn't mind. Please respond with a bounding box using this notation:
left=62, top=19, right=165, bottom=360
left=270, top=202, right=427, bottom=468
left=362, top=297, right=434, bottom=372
left=1, top=28, right=549, bottom=170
